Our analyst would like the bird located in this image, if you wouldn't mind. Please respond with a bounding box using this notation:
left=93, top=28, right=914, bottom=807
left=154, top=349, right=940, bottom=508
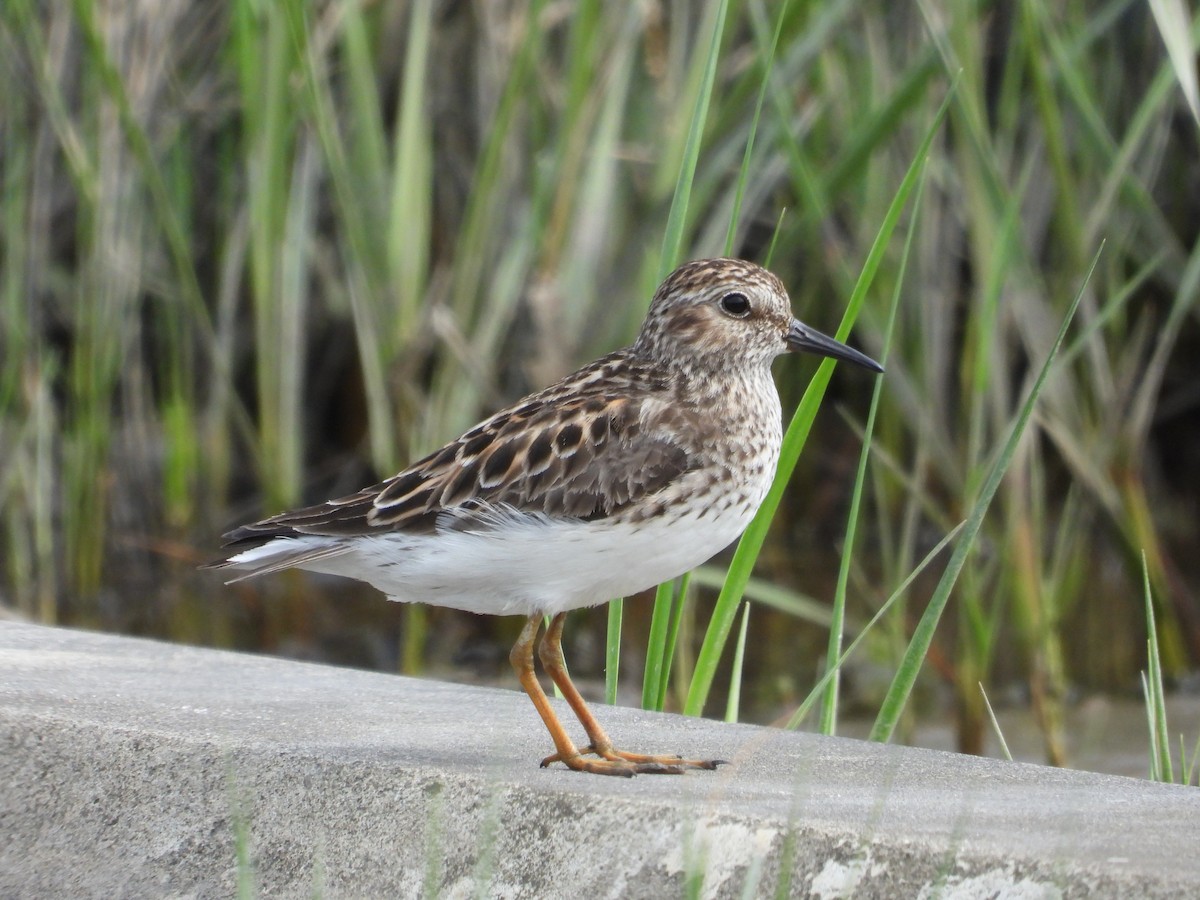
left=205, top=257, right=883, bottom=776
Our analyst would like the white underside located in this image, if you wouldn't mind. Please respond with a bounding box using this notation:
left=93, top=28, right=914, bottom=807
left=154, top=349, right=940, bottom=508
left=224, top=503, right=755, bottom=617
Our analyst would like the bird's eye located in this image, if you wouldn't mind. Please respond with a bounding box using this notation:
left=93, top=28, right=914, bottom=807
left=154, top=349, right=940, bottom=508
left=719, top=292, right=751, bottom=318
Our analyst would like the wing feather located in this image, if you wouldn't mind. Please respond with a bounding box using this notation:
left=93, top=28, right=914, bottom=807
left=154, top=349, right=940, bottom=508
left=214, top=355, right=690, bottom=553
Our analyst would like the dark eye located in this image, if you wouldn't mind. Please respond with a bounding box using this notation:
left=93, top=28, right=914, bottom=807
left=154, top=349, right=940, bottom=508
left=719, top=292, right=751, bottom=317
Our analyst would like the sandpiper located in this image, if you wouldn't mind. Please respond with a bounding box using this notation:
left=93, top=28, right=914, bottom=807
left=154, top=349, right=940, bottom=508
left=207, top=257, right=883, bottom=776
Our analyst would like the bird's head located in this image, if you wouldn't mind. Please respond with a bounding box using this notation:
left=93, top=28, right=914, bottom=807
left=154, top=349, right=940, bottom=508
left=635, top=258, right=883, bottom=376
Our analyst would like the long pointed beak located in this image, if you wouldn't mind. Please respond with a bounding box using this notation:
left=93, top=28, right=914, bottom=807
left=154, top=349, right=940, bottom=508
left=786, top=320, right=883, bottom=373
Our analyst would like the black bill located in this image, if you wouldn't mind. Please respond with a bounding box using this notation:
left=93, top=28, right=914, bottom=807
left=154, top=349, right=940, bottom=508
left=786, top=319, right=883, bottom=373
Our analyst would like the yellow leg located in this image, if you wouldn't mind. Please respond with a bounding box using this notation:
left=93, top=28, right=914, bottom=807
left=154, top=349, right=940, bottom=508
left=509, top=614, right=639, bottom=777
left=534, top=611, right=725, bottom=775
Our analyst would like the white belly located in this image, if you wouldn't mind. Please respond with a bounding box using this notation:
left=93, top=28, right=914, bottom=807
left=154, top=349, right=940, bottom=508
left=287, top=497, right=755, bottom=617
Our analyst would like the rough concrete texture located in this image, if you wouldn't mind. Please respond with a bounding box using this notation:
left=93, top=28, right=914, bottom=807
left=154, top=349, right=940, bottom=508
left=2, top=622, right=1198, bottom=899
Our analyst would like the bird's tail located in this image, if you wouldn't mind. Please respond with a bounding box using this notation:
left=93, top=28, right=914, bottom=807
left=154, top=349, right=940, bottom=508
left=200, top=538, right=351, bottom=583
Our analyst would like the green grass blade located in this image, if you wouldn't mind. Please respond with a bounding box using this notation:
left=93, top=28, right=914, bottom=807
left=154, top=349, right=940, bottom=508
left=642, top=579, right=677, bottom=711
left=388, top=0, right=434, bottom=346
left=980, top=683, right=1014, bottom=762
left=636, top=0, right=731, bottom=708
left=684, top=84, right=955, bottom=718
left=658, top=573, right=690, bottom=711
left=688, top=566, right=829, bottom=624
left=1142, top=550, right=1173, bottom=782
left=657, top=0, right=730, bottom=276
left=1185, top=732, right=1200, bottom=786
left=868, top=245, right=1101, bottom=743
left=286, top=1, right=401, bottom=478
left=818, top=164, right=925, bottom=735
left=723, top=0, right=793, bottom=255
left=1141, top=672, right=1160, bottom=781
left=642, top=572, right=694, bottom=711
left=605, top=598, right=623, bottom=705
left=1147, top=0, right=1200, bottom=128
left=724, top=602, right=751, bottom=723
left=785, top=522, right=965, bottom=730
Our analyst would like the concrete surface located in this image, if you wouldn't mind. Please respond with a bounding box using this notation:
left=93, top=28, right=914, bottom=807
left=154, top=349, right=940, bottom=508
left=2, top=622, right=1198, bottom=899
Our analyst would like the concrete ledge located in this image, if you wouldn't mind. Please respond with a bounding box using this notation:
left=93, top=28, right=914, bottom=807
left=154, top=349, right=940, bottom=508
left=2, top=622, right=1198, bottom=898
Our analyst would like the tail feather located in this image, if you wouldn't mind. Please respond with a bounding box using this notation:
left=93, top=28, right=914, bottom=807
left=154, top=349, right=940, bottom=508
left=202, top=538, right=351, bottom=584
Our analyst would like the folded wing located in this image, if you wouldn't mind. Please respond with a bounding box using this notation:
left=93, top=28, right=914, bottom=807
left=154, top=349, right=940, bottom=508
left=214, top=389, right=691, bottom=558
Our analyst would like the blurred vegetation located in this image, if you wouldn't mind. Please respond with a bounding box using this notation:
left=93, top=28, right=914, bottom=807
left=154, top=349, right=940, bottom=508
left=1, top=0, right=1198, bottom=769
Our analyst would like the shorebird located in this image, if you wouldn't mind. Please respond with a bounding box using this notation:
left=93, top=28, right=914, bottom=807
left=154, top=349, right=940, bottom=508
left=207, top=258, right=883, bottom=776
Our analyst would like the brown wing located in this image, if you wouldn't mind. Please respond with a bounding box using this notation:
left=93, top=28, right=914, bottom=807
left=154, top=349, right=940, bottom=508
left=217, top=378, right=690, bottom=551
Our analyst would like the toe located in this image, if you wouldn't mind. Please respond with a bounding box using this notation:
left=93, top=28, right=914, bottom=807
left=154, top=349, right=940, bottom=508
left=630, top=762, right=687, bottom=775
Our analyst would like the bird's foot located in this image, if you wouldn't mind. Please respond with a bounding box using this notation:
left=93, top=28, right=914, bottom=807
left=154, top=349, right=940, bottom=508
left=540, top=745, right=727, bottom=776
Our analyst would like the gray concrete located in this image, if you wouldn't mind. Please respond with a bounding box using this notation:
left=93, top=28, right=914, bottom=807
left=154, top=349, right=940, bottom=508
left=1, top=622, right=1197, bottom=899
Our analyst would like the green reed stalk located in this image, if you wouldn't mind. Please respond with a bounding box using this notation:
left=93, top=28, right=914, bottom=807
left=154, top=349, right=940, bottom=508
left=636, top=0, right=730, bottom=710
left=869, top=246, right=1099, bottom=742
left=684, top=85, right=954, bottom=717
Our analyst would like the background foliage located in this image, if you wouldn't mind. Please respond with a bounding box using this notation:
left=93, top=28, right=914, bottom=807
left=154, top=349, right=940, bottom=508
left=2, top=0, right=1198, bottom=768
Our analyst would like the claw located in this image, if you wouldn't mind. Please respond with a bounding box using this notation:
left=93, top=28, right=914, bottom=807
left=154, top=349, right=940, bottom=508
left=630, top=762, right=686, bottom=775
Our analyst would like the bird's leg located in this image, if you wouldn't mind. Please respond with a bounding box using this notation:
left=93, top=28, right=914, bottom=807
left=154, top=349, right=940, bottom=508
left=536, top=611, right=724, bottom=774
left=509, top=614, right=638, bottom=777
